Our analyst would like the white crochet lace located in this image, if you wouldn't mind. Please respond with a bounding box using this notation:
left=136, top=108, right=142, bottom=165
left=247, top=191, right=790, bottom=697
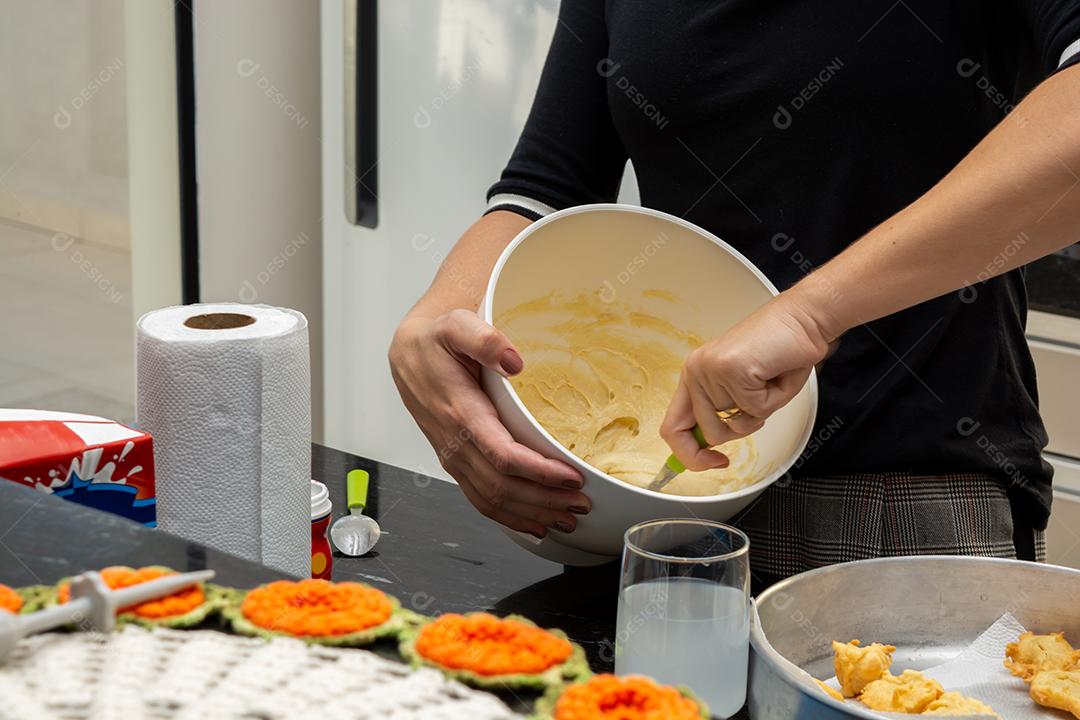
left=0, top=626, right=520, bottom=719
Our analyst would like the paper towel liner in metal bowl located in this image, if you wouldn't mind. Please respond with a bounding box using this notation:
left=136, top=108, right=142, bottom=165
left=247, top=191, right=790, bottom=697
left=749, top=555, right=1080, bottom=719
left=479, top=204, right=819, bottom=565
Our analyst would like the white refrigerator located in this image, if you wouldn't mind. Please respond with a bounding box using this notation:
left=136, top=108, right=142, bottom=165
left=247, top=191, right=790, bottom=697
left=320, top=0, right=638, bottom=482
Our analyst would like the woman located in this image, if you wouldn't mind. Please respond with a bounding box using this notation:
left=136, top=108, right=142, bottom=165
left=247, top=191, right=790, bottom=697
left=390, top=1, right=1080, bottom=589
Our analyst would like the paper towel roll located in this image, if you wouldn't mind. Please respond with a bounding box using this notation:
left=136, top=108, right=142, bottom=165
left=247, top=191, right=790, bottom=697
left=137, top=303, right=310, bottom=576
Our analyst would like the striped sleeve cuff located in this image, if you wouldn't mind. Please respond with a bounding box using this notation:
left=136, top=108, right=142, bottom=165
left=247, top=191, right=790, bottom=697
left=1060, top=37, right=1080, bottom=67
left=484, top=193, right=557, bottom=222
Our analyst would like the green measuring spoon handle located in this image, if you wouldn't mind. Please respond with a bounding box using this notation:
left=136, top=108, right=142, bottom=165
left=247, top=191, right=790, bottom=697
left=346, top=469, right=370, bottom=512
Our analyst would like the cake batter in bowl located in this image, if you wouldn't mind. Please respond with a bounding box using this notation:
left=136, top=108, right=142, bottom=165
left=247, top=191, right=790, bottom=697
left=499, top=291, right=761, bottom=497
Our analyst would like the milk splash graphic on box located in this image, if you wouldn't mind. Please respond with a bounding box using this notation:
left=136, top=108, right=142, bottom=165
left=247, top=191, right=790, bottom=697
left=0, top=409, right=156, bottom=525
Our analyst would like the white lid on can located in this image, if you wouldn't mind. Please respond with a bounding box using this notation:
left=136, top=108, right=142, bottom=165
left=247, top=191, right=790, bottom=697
left=310, top=479, right=332, bottom=520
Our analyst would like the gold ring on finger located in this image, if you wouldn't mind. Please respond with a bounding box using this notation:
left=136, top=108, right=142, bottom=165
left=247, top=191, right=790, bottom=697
left=717, top=407, right=744, bottom=423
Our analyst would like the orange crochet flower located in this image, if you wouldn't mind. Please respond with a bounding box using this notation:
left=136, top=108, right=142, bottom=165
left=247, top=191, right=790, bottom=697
left=414, top=613, right=573, bottom=676
left=554, top=675, right=701, bottom=720
left=58, top=566, right=205, bottom=619
left=0, top=584, right=22, bottom=613
left=241, top=579, right=393, bottom=637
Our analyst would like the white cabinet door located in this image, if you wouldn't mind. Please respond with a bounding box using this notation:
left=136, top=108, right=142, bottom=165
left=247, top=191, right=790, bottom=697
left=1028, top=266, right=1080, bottom=568
left=1046, top=456, right=1080, bottom=569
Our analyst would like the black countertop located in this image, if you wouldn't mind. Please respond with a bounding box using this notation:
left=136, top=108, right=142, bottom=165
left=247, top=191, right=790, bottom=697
left=310, top=445, right=623, bottom=669
left=0, top=443, right=748, bottom=719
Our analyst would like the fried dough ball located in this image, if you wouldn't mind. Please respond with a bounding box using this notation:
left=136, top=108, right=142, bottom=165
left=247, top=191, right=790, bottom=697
left=1030, top=669, right=1080, bottom=719
left=832, top=639, right=896, bottom=697
left=923, top=691, right=1000, bottom=717
left=1005, top=631, right=1080, bottom=681
left=858, top=669, right=943, bottom=714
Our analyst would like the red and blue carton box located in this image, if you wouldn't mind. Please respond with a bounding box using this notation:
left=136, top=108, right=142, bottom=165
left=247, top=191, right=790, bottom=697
left=0, top=409, right=156, bottom=525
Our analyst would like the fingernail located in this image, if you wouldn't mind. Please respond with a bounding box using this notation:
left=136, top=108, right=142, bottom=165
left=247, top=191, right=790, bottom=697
left=553, top=521, right=574, bottom=533
left=499, top=349, right=523, bottom=375
left=569, top=505, right=590, bottom=515
left=562, top=479, right=583, bottom=490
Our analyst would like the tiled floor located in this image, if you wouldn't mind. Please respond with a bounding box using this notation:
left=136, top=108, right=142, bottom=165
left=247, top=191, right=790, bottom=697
left=0, top=219, right=134, bottom=424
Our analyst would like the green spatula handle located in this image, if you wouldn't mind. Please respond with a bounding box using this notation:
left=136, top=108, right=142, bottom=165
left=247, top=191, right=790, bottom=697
left=663, top=426, right=710, bottom=474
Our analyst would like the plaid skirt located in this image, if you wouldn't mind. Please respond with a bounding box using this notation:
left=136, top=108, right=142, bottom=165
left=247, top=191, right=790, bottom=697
left=730, top=472, right=1046, bottom=594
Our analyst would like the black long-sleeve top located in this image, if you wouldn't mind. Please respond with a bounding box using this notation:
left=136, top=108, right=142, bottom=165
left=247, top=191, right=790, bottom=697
left=487, top=0, right=1080, bottom=529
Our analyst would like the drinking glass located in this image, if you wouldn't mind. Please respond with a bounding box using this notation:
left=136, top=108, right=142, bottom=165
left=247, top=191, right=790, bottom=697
left=614, top=518, right=750, bottom=718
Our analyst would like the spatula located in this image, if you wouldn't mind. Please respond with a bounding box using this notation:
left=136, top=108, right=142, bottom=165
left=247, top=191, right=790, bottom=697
left=648, top=408, right=744, bottom=493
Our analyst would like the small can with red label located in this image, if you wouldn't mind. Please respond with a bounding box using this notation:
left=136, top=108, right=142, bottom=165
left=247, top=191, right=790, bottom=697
left=310, top=480, right=333, bottom=580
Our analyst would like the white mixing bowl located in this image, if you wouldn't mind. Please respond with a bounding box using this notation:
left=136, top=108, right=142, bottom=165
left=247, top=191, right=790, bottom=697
left=480, top=204, right=817, bottom=565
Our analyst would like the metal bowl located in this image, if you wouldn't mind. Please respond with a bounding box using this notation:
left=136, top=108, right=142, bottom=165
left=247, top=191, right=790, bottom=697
left=749, top=555, right=1080, bottom=718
